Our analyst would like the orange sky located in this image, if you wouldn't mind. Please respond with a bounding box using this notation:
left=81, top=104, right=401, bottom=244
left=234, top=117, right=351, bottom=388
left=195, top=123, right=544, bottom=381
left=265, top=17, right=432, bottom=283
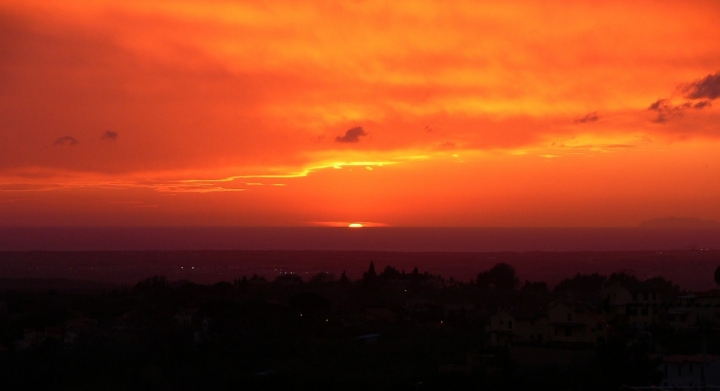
left=1, top=0, right=719, bottom=226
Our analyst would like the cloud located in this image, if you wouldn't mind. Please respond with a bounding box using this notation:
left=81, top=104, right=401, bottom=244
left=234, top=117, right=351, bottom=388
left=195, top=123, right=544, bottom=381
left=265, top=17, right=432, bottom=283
left=647, top=99, right=678, bottom=123
left=53, top=136, right=79, bottom=146
left=604, top=144, right=636, bottom=149
left=574, top=112, right=600, bottom=124
left=436, top=141, right=457, bottom=150
left=682, top=71, right=720, bottom=100
left=647, top=71, right=719, bottom=123
left=692, top=100, right=712, bottom=109
left=648, top=96, right=712, bottom=123
left=648, top=98, right=669, bottom=111
left=335, top=126, right=368, bottom=143
left=101, top=131, right=118, bottom=140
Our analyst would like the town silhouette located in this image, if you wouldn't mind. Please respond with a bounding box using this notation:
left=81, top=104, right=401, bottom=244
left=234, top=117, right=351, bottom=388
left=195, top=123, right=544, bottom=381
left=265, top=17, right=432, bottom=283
left=2, top=251, right=720, bottom=390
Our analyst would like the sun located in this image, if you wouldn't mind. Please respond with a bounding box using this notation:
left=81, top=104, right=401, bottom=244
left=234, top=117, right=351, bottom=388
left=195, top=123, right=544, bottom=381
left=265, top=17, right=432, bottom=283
left=348, top=223, right=364, bottom=228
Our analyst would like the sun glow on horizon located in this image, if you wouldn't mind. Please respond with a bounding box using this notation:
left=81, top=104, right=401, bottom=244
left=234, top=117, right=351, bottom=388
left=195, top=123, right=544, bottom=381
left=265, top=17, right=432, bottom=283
left=348, top=223, right=364, bottom=228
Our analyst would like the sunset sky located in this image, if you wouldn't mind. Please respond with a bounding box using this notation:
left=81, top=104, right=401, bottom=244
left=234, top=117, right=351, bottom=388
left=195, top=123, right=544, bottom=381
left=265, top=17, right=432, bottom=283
left=1, top=0, right=719, bottom=227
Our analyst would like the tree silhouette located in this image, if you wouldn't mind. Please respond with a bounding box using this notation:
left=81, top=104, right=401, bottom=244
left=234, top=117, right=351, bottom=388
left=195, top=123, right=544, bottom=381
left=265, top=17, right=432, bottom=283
left=476, top=263, right=519, bottom=291
left=521, top=280, right=548, bottom=293
left=133, top=275, right=170, bottom=297
left=309, top=272, right=335, bottom=284
left=362, top=262, right=378, bottom=286
left=554, top=273, right=606, bottom=294
left=339, top=270, right=350, bottom=283
left=363, top=262, right=377, bottom=279
left=379, top=265, right=401, bottom=279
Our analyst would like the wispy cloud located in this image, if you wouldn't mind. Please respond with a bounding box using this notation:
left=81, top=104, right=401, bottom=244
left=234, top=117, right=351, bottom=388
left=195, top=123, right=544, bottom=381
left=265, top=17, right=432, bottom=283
left=692, top=100, right=712, bottom=109
left=648, top=98, right=681, bottom=123
left=647, top=96, right=712, bottom=124
left=53, top=136, right=79, bottom=146
left=435, top=141, right=457, bottom=150
left=648, top=71, right=720, bottom=123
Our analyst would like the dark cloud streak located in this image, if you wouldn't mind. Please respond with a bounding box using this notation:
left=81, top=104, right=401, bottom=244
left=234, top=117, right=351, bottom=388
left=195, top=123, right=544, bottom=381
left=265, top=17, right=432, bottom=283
left=647, top=98, right=710, bottom=124
left=575, top=112, right=600, bottom=124
left=101, top=131, right=118, bottom=140
left=436, top=141, right=456, bottom=150
left=335, top=126, right=368, bottom=143
left=683, top=71, right=720, bottom=100
left=693, top=100, right=712, bottom=109
left=648, top=71, right=719, bottom=124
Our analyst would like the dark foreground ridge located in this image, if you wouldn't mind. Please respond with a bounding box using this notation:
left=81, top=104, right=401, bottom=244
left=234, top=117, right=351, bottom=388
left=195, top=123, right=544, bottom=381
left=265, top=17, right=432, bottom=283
left=2, top=253, right=720, bottom=390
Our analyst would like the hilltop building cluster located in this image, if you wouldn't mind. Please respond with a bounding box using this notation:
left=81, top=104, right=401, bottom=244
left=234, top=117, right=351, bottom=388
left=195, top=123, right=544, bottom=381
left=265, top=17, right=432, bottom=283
left=2, top=262, right=720, bottom=389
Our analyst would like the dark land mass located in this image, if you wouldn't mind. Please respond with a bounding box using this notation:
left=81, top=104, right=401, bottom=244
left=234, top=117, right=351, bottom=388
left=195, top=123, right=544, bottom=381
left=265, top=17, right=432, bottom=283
left=1, top=249, right=719, bottom=291
left=0, top=278, right=121, bottom=295
left=2, top=256, right=720, bottom=390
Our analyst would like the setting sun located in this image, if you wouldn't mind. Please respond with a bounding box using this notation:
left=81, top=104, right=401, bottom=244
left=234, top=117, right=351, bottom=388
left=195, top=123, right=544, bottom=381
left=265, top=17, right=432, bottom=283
left=348, top=223, right=364, bottom=228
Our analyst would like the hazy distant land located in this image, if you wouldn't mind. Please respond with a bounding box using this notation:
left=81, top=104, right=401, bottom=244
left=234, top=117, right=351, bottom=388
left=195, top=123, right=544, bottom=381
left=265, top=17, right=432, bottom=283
left=1, top=249, right=718, bottom=292
left=639, top=216, right=720, bottom=228
left=2, top=226, right=720, bottom=252
left=2, top=226, right=719, bottom=292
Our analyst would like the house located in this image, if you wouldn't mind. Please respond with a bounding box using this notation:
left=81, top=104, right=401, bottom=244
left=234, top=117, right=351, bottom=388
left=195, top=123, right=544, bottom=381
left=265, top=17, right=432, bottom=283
left=512, top=307, right=549, bottom=344
left=662, top=291, right=720, bottom=330
left=487, top=310, right=516, bottom=346
left=487, top=306, right=548, bottom=346
left=405, top=298, right=434, bottom=315
left=404, top=298, right=438, bottom=321
left=602, top=281, right=668, bottom=328
left=547, top=299, right=607, bottom=347
left=659, top=354, right=720, bottom=388
left=695, top=291, right=720, bottom=327
left=666, top=307, right=696, bottom=329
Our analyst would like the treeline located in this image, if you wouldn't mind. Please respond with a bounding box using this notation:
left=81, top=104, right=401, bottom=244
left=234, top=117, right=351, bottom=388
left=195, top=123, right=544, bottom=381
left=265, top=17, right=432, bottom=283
left=224, top=261, right=681, bottom=295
